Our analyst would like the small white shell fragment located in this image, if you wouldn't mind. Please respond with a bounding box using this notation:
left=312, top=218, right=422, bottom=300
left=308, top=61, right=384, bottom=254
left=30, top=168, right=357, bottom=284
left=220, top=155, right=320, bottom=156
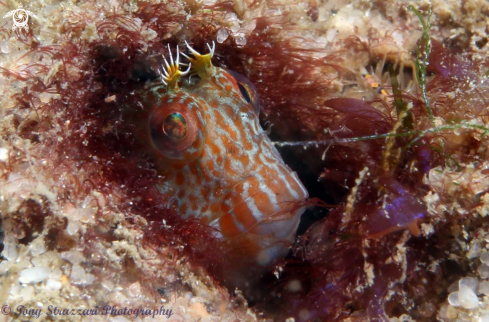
left=45, top=279, right=63, bottom=290
left=458, top=286, right=479, bottom=309
left=234, top=34, right=247, bottom=46
left=50, top=268, right=63, bottom=279
left=447, top=292, right=460, bottom=307
left=19, top=267, right=51, bottom=284
left=479, top=264, right=489, bottom=279
left=20, top=285, right=35, bottom=301
left=61, top=250, right=85, bottom=265
left=70, top=264, right=96, bottom=285
left=480, top=252, right=489, bottom=265
left=0, top=40, right=9, bottom=54
left=459, top=277, right=479, bottom=292
left=66, top=220, right=81, bottom=235
left=0, top=147, right=8, bottom=161
left=216, top=28, right=229, bottom=43
left=30, top=240, right=47, bottom=256
left=467, top=241, right=481, bottom=259
left=2, top=243, right=18, bottom=261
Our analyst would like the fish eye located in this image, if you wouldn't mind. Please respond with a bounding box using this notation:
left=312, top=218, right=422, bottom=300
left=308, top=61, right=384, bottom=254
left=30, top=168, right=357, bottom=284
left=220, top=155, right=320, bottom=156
left=163, top=112, right=187, bottom=140
left=237, top=82, right=252, bottom=104
left=149, top=96, right=206, bottom=160
left=226, top=69, right=261, bottom=115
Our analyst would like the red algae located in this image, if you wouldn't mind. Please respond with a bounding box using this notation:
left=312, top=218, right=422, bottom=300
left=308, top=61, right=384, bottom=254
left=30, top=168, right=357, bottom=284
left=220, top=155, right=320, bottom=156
left=323, top=98, right=394, bottom=138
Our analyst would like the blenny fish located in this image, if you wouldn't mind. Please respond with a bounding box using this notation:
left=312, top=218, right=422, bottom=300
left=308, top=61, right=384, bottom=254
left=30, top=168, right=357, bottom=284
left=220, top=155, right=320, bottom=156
left=145, top=42, right=308, bottom=268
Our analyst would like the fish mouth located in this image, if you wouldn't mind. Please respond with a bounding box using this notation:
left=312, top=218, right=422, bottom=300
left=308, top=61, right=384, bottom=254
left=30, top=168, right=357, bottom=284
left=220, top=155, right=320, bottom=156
left=216, top=171, right=308, bottom=265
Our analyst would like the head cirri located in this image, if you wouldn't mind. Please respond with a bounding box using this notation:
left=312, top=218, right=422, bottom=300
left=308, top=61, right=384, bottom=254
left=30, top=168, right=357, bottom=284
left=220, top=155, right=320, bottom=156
left=147, top=41, right=308, bottom=270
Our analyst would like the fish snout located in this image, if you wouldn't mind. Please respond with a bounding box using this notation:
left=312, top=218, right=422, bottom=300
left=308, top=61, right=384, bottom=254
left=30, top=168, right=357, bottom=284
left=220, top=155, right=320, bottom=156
left=219, top=170, right=308, bottom=266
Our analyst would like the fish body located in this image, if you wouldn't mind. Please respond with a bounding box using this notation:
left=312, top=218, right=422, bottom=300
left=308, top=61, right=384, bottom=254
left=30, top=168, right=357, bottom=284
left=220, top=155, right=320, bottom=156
left=148, top=44, right=308, bottom=266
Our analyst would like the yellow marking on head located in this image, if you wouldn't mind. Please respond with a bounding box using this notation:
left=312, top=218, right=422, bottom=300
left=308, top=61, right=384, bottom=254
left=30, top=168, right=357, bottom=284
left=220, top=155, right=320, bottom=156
left=182, top=41, right=215, bottom=79
left=160, top=44, right=191, bottom=91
